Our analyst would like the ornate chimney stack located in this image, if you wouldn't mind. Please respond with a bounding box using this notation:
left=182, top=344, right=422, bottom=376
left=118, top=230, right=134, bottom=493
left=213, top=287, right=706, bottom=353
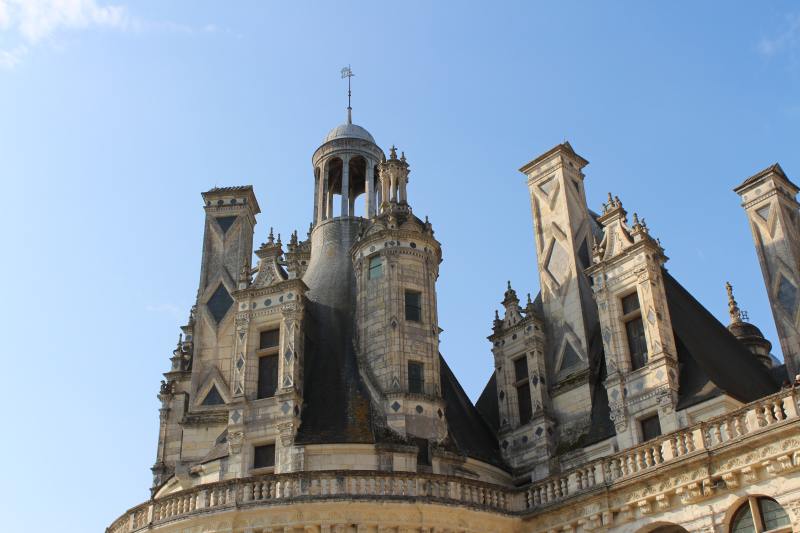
left=734, top=164, right=800, bottom=378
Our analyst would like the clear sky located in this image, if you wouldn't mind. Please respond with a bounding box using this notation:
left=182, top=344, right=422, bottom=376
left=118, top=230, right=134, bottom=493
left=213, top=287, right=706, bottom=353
left=1, top=1, right=798, bottom=531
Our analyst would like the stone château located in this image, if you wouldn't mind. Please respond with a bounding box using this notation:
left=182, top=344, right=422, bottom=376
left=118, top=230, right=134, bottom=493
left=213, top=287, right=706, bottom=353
left=107, top=106, right=800, bottom=533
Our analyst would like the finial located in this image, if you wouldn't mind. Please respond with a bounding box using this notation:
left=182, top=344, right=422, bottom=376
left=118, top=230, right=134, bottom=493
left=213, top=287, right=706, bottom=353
left=390, top=145, right=397, bottom=160
left=607, top=192, right=613, bottom=204
left=400, top=151, right=406, bottom=162
left=239, top=258, right=251, bottom=284
left=495, top=309, right=500, bottom=320
left=308, top=222, right=313, bottom=238
left=507, top=280, right=512, bottom=290
left=726, top=281, right=742, bottom=323
left=276, top=233, right=282, bottom=246
left=341, top=65, right=354, bottom=124
left=268, top=227, right=275, bottom=245
left=177, top=333, right=183, bottom=347
left=632, top=212, right=640, bottom=226
left=527, top=293, right=533, bottom=305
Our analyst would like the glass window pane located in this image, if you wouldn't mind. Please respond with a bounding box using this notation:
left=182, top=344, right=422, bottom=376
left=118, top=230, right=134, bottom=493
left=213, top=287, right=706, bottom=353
left=405, top=291, right=421, bottom=321
left=253, top=444, right=275, bottom=469
left=257, top=354, right=278, bottom=398
left=758, top=498, right=790, bottom=531
left=626, top=317, right=648, bottom=370
left=517, top=383, right=532, bottom=425
left=408, top=361, right=424, bottom=393
left=514, top=357, right=529, bottom=383
left=731, top=502, right=756, bottom=533
left=259, top=329, right=280, bottom=350
left=621, top=292, right=641, bottom=314
left=368, top=257, right=383, bottom=279
left=640, top=415, right=662, bottom=441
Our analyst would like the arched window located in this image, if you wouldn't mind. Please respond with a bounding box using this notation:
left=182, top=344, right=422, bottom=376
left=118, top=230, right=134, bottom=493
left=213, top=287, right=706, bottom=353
left=646, top=525, right=689, bottom=533
left=730, top=497, right=791, bottom=533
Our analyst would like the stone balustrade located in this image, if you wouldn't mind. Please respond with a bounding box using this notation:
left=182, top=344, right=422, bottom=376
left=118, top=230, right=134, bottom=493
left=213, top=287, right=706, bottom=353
left=107, top=387, right=800, bottom=532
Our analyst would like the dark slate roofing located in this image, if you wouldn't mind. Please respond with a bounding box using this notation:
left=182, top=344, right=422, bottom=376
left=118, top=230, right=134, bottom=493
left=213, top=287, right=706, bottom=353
left=295, top=300, right=506, bottom=469
left=584, top=325, right=616, bottom=445
left=769, top=363, right=790, bottom=387
left=294, top=300, right=376, bottom=445
left=475, top=273, right=782, bottom=444
left=439, top=355, right=506, bottom=470
left=476, top=373, right=500, bottom=433
left=663, top=272, right=779, bottom=408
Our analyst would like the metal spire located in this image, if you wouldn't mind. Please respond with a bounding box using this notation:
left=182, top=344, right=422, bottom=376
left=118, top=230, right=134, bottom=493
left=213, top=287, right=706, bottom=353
left=341, top=65, right=354, bottom=124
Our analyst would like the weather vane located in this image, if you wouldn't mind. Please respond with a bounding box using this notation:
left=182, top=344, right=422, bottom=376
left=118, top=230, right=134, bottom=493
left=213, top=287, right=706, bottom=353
left=341, top=65, right=354, bottom=123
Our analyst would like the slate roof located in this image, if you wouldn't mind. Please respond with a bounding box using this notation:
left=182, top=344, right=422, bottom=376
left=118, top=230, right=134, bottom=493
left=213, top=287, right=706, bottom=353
left=663, top=272, right=779, bottom=408
left=294, top=300, right=376, bottom=445
left=295, top=299, right=505, bottom=469
left=474, top=270, right=782, bottom=450
left=439, top=356, right=506, bottom=469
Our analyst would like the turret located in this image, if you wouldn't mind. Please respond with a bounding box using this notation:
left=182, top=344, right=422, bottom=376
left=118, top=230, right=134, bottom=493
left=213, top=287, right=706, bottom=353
left=725, top=282, right=773, bottom=368
left=351, top=148, right=446, bottom=444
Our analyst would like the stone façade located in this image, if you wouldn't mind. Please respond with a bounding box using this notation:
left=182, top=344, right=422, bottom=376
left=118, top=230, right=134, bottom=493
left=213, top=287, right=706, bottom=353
left=109, top=115, right=800, bottom=533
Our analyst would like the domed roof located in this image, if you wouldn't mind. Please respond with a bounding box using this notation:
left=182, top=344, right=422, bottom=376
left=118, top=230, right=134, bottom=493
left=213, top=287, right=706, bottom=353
left=323, top=122, right=375, bottom=144
left=728, top=320, right=767, bottom=342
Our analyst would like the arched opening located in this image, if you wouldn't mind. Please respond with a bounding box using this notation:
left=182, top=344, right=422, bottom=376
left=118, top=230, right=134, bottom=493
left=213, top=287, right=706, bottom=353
left=349, top=156, right=367, bottom=217
left=325, top=157, right=343, bottom=218
left=372, top=163, right=380, bottom=214
left=729, top=496, right=791, bottom=533
left=636, top=522, right=689, bottom=533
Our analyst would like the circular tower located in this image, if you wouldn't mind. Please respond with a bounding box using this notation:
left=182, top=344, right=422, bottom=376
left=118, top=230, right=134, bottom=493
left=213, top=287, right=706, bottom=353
left=351, top=147, right=446, bottom=444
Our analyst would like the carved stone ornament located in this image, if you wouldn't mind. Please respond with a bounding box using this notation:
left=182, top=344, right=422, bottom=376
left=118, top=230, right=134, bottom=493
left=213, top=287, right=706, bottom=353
left=227, top=430, right=244, bottom=455
left=610, top=405, right=628, bottom=432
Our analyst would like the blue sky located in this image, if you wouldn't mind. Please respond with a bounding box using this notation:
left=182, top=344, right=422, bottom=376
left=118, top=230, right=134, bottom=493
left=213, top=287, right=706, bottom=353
left=1, top=1, right=798, bottom=531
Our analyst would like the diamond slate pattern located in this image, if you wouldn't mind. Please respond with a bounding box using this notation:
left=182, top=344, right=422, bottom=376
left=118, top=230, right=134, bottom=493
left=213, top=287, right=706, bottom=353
left=207, top=284, right=234, bottom=323
left=777, top=275, right=798, bottom=316
left=215, top=216, right=237, bottom=234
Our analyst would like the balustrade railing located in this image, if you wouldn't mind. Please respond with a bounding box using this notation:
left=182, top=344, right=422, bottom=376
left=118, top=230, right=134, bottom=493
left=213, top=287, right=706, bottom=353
left=107, top=388, right=799, bottom=532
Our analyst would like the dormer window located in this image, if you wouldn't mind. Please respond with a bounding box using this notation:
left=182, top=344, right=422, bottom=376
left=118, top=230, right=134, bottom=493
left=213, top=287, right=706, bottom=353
left=257, top=328, right=280, bottom=399
left=622, top=292, right=648, bottom=370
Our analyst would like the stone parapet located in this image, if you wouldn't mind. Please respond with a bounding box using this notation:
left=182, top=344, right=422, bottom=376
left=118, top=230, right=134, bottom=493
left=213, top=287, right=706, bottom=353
left=108, top=387, right=800, bottom=532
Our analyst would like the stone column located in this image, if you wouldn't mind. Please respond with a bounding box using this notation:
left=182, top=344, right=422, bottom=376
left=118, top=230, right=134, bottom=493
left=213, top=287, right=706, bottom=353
left=399, top=176, right=407, bottom=204
left=366, top=160, right=375, bottom=217
left=313, top=167, right=319, bottom=224
left=341, top=155, right=351, bottom=217
left=317, top=161, right=328, bottom=223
